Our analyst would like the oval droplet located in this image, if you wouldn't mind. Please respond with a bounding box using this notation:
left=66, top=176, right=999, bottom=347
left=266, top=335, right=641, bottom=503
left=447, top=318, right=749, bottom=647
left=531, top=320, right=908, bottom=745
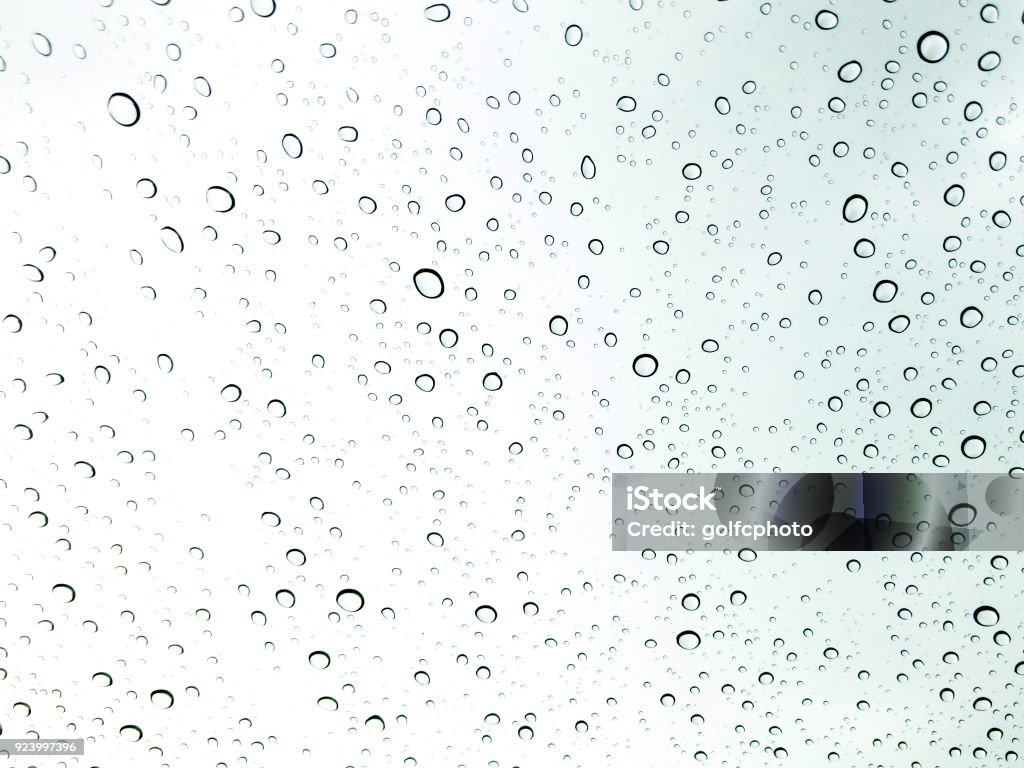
left=108, top=92, right=140, bottom=127
left=336, top=588, right=365, bottom=612
left=424, top=3, right=450, bottom=21
left=413, top=268, right=445, bottom=298
left=475, top=605, right=497, bottom=623
left=842, top=194, right=868, bottom=223
left=160, top=226, right=184, bottom=253
left=281, top=133, right=303, bottom=158
left=206, top=186, right=235, bottom=212
left=676, top=631, right=701, bottom=650
left=837, top=60, right=862, bottom=82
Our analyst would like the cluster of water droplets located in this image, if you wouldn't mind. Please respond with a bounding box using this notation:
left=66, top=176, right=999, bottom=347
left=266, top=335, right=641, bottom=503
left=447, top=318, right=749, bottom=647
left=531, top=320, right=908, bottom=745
left=0, top=0, right=1022, bottom=765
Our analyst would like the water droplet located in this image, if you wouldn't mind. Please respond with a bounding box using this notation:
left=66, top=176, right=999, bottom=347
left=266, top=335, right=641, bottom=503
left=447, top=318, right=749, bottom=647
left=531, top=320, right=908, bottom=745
left=282, top=133, right=303, bottom=158
left=872, top=280, right=897, bottom=303
left=150, top=690, right=174, bottom=709
left=917, top=31, right=949, bottom=63
left=444, top=193, right=465, bottom=211
left=309, top=651, right=331, bottom=669
left=616, top=95, right=637, bottom=112
left=207, top=186, right=235, bottom=212
left=961, top=435, right=986, bottom=459
left=564, top=24, right=583, bottom=46
left=424, top=3, right=450, bottom=21
left=838, top=60, right=862, bottom=82
left=842, top=194, right=868, bottom=223
left=250, top=0, right=276, bottom=17
left=676, top=631, right=701, bottom=650
left=336, top=588, right=365, bottom=612
left=580, top=155, right=596, bottom=179
left=910, top=398, right=933, bottom=418
left=413, top=268, right=445, bottom=298
left=108, top=93, right=140, bottom=126
left=220, top=384, right=242, bottom=402
left=482, top=372, right=503, bottom=391
left=978, top=50, right=1000, bottom=71
left=632, top=354, right=658, bottom=377
left=52, top=583, right=76, bottom=602
left=960, top=306, right=983, bottom=328
left=160, top=226, right=184, bottom=253
left=854, top=238, right=875, bottom=258
left=549, top=315, right=568, bottom=335
left=973, top=606, right=1000, bottom=626
left=815, top=10, right=838, bottom=29
left=475, top=604, right=497, bottom=623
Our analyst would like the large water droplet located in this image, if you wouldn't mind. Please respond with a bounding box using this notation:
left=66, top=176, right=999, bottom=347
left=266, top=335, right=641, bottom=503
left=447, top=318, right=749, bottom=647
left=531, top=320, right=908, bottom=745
left=150, top=690, right=174, bottom=709
left=960, top=306, right=983, bottom=328
left=120, top=725, right=143, bottom=742
left=837, top=60, right=862, bottom=82
left=842, top=194, right=868, bottom=223
left=973, top=606, right=999, bottom=626
left=206, top=186, right=235, bottom=212
left=961, top=435, right=986, bottom=459
left=413, top=268, right=445, bottom=298
left=917, top=31, right=949, bottom=63
left=220, top=384, right=242, bottom=402
left=424, top=3, right=451, bottom=22
left=676, top=631, right=701, bottom=650
left=108, top=92, right=140, bottom=126
left=336, top=588, right=365, bottom=612
left=282, top=133, right=303, bottom=158
left=309, top=651, right=331, bottom=669
left=160, top=226, right=184, bottom=253
left=872, top=280, right=897, bottom=303
left=475, top=605, right=497, bottom=623
left=632, top=354, right=659, bottom=377
left=250, top=0, right=276, bottom=17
